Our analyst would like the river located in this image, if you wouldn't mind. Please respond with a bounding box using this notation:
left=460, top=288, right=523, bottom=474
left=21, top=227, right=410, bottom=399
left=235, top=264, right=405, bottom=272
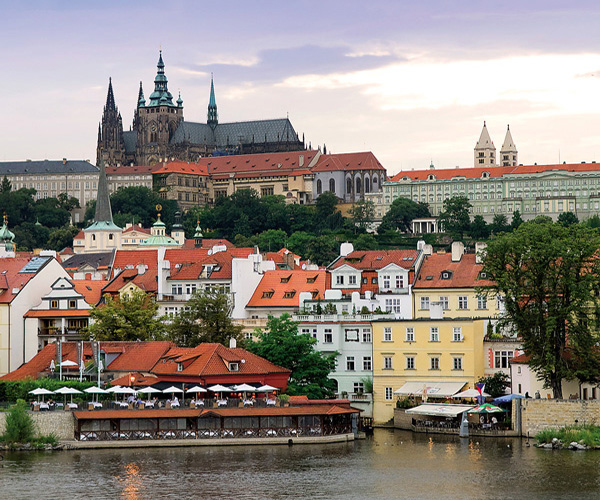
left=2, top=429, right=600, bottom=499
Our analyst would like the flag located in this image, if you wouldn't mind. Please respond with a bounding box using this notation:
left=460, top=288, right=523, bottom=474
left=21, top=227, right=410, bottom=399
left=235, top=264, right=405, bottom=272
left=99, top=359, right=104, bottom=372
left=476, top=383, right=486, bottom=396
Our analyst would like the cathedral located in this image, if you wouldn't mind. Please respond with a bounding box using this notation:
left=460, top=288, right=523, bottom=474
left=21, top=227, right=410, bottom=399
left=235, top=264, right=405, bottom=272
left=97, top=52, right=305, bottom=167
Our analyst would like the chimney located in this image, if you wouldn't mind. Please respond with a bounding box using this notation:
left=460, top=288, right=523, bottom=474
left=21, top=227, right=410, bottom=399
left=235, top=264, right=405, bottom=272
left=299, top=154, right=304, bottom=167
left=422, top=244, right=433, bottom=256
left=229, top=338, right=237, bottom=349
left=475, top=242, right=487, bottom=264
left=137, top=264, right=147, bottom=275
left=340, top=242, right=354, bottom=257
left=451, top=241, right=465, bottom=262
left=62, top=158, right=67, bottom=165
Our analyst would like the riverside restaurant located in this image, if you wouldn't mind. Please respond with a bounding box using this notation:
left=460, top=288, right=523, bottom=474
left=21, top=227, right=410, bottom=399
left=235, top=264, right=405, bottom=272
left=74, top=404, right=359, bottom=441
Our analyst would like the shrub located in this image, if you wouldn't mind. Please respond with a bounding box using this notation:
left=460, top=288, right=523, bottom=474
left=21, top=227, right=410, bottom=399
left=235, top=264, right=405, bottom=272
left=3, top=399, right=35, bottom=443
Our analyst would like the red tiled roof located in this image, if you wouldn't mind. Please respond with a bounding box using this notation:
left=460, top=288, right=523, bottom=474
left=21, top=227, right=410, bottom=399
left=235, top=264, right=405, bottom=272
left=169, top=248, right=254, bottom=280
left=24, top=309, right=90, bottom=318
left=73, top=230, right=84, bottom=240
left=110, top=372, right=158, bottom=387
left=123, top=224, right=151, bottom=235
left=311, top=152, right=386, bottom=172
left=103, top=268, right=158, bottom=294
left=73, top=280, right=106, bottom=306
left=247, top=270, right=326, bottom=308
left=103, top=341, right=175, bottom=372
left=153, top=161, right=209, bottom=176
left=510, top=353, right=531, bottom=364
left=182, top=238, right=234, bottom=249
left=389, top=162, right=600, bottom=182
left=112, top=250, right=158, bottom=274
left=0, top=257, right=49, bottom=304
left=330, top=249, right=420, bottom=271
left=200, top=150, right=319, bottom=177
left=413, top=253, right=493, bottom=289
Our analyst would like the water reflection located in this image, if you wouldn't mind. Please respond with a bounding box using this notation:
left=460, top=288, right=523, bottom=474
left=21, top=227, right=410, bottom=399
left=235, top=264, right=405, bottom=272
left=3, top=431, right=600, bottom=499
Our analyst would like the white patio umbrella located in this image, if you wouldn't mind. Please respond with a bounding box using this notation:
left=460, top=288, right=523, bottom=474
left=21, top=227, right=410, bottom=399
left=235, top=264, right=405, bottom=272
left=55, top=387, right=83, bottom=405
left=138, top=386, right=162, bottom=400
left=59, top=360, right=78, bottom=367
left=234, top=384, right=256, bottom=392
left=112, top=387, right=137, bottom=394
left=208, top=384, right=233, bottom=393
left=84, top=386, right=108, bottom=403
left=453, top=388, right=491, bottom=399
left=105, top=385, right=121, bottom=393
left=257, top=384, right=279, bottom=393
left=162, top=385, right=184, bottom=394
left=28, top=387, right=54, bottom=402
left=186, top=386, right=207, bottom=393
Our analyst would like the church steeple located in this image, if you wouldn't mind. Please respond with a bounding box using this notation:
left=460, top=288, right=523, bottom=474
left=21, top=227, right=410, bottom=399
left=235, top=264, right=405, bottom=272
left=474, top=121, right=496, bottom=167
left=148, top=50, right=174, bottom=106
left=105, top=77, right=116, bottom=112
left=500, top=125, right=518, bottom=166
left=97, top=77, right=125, bottom=168
left=138, top=81, right=146, bottom=107
left=94, top=156, right=114, bottom=224
left=207, top=74, right=218, bottom=129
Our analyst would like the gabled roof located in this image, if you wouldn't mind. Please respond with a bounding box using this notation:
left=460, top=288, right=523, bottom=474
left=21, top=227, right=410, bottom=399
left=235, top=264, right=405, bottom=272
left=247, top=270, right=326, bottom=308
left=111, top=249, right=158, bottom=274
left=310, top=151, right=386, bottom=172
left=329, top=250, right=419, bottom=271
left=62, top=251, right=114, bottom=272
left=153, top=161, right=209, bottom=176
left=413, top=253, right=493, bottom=289
left=122, top=224, right=151, bottom=235
left=182, top=238, right=234, bottom=249
left=72, top=280, right=106, bottom=306
left=103, top=268, right=159, bottom=294
left=0, top=257, right=53, bottom=304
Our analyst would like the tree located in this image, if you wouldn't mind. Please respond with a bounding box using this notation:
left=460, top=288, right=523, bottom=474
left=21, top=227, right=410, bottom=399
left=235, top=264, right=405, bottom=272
left=477, top=372, right=510, bottom=398
left=378, top=197, right=430, bottom=234
left=245, top=314, right=337, bottom=398
left=13, top=222, right=50, bottom=251
left=84, top=289, right=166, bottom=342
left=437, top=196, right=471, bottom=240
left=354, top=233, right=377, bottom=251
left=167, top=291, right=243, bottom=347
left=491, top=214, right=510, bottom=235
left=306, top=235, right=338, bottom=266
left=469, top=215, right=490, bottom=239
left=0, top=176, right=12, bottom=194
left=47, top=225, right=79, bottom=251
left=510, top=210, right=524, bottom=230
left=35, top=198, right=71, bottom=228
left=349, top=199, right=375, bottom=232
left=480, top=221, right=600, bottom=398
left=557, top=211, right=579, bottom=227
left=57, top=192, right=80, bottom=212
left=3, top=400, right=34, bottom=443
left=255, top=229, right=287, bottom=252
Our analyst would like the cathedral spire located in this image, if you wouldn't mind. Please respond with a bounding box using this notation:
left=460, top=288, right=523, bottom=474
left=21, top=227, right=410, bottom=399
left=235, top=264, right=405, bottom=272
left=207, top=74, right=218, bottom=129
left=105, top=77, right=116, bottom=112
left=148, top=50, right=174, bottom=106
left=138, top=81, right=146, bottom=107
left=94, top=156, right=114, bottom=224
left=474, top=121, right=496, bottom=167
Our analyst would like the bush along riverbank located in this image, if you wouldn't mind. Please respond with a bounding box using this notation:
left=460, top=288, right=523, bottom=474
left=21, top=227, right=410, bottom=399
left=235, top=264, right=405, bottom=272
left=0, top=400, right=62, bottom=451
left=536, top=425, right=600, bottom=450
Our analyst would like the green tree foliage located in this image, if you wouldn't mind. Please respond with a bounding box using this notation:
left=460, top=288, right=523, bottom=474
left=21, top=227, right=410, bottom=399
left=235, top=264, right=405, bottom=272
left=480, top=221, right=600, bottom=398
left=47, top=225, right=79, bottom=251
left=510, top=210, right=524, bottom=230
left=378, top=198, right=431, bottom=234
left=35, top=197, right=72, bottom=228
left=584, top=215, right=600, bottom=229
left=255, top=229, right=287, bottom=252
left=57, top=192, right=80, bottom=212
left=349, top=199, right=375, bottom=232
left=286, top=231, right=314, bottom=257
left=305, top=234, right=338, bottom=266
left=437, top=195, right=471, bottom=240
left=0, top=188, right=36, bottom=228
left=0, top=176, right=12, bottom=193
left=2, top=400, right=35, bottom=443
left=469, top=215, right=490, bottom=239
left=354, top=233, right=377, bottom=250
left=557, top=211, right=579, bottom=227
left=491, top=214, right=510, bottom=235
left=477, top=372, right=510, bottom=398
left=245, top=314, right=338, bottom=398
left=85, top=289, right=166, bottom=342
left=12, top=222, right=50, bottom=251
left=167, top=291, right=243, bottom=347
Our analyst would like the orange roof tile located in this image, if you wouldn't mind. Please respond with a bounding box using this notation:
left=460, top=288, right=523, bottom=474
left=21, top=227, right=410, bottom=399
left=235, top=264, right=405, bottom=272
left=153, top=161, right=209, bottom=176
left=330, top=249, right=420, bottom=271
left=247, top=270, right=326, bottom=308
left=73, top=230, right=84, bottom=240
left=112, top=249, right=158, bottom=274
left=182, top=238, right=234, bottom=249
left=122, top=224, right=151, bottom=235
left=311, top=151, right=386, bottom=172
left=413, top=253, right=493, bottom=289
left=103, top=268, right=158, bottom=294
left=73, top=280, right=106, bottom=305
left=24, top=309, right=90, bottom=318
left=200, top=150, right=319, bottom=177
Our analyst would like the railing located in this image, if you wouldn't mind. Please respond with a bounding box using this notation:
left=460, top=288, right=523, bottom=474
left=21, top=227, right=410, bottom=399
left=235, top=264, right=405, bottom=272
left=294, top=313, right=393, bottom=322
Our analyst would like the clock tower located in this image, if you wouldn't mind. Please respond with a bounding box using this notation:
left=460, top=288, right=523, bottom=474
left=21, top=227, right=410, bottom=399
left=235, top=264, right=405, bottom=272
left=136, top=51, right=184, bottom=166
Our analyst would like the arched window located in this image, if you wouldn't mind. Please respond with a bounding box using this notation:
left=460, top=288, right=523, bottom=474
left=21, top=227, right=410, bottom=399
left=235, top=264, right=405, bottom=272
left=346, top=177, right=352, bottom=194
left=317, top=179, right=322, bottom=195
left=356, top=177, right=361, bottom=194
left=373, top=175, right=378, bottom=186
left=365, top=177, right=370, bottom=193
left=329, top=178, right=335, bottom=192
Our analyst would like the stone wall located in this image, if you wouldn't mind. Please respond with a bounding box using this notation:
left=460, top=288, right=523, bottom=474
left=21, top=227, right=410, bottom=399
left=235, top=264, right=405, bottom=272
left=0, top=411, right=75, bottom=440
left=393, top=409, right=414, bottom=430
left=521, top=399, right=600, bottom=436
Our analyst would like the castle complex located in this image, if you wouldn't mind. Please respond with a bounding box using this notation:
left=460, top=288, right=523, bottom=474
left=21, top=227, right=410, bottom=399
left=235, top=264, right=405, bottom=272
left=96, top=52, right=304, bottom=168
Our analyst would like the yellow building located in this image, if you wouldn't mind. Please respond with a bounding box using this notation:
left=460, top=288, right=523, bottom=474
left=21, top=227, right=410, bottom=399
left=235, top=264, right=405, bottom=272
left=372, top=318, right=487, bottom=424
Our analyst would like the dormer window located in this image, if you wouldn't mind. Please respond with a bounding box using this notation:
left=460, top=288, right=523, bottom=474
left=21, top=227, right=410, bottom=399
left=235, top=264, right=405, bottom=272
left=68, top=300, right=77, bottom=309
left=479, top=271, right=487, bottom=279
left=280, top=275, right=291, bottom=283
left=283, top=290, right=296, bottom=299
left=306, top=276, right=317, bottom=284
left=262, top=290, right=274, bottom=299
left=229, top=362, right=239, bottom=372
left=441, top=271, right=453, bottom=280
left=176, top=362, right=183, bottom=372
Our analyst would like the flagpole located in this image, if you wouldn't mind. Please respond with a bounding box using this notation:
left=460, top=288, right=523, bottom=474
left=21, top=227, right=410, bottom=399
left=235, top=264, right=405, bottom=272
left=97, top=340, right=101, bottom=388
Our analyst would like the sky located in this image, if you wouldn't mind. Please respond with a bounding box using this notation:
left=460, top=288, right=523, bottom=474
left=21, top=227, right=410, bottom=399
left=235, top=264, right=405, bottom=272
left=3, top=0, right=600, bottom=175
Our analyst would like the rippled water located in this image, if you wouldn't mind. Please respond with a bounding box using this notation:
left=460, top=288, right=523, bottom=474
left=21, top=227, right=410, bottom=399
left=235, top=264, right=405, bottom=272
left=2, top=430, right=600, bottom=499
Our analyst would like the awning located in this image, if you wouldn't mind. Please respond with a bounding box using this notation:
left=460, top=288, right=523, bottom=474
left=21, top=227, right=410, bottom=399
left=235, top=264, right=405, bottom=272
left=406, top=403, right=475, bottom=417
left=394, top=381, right=467, bottom=398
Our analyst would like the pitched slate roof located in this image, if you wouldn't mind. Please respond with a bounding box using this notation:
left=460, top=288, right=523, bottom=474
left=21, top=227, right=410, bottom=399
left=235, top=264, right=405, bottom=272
left=311, top=152, right=386, bottom=172
left=0, top=160, right=98, bottom=175
left=329, top=249, right=420, bottom=271
left=62, top=251, right=114, bottom=272
left=413, top=252, right=493, bottom=289
left=247, top=270, right=326, bottom=308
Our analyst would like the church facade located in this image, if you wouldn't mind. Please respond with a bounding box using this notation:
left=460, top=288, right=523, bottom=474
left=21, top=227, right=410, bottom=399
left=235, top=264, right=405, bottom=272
left=97, top=52, right=304, bottom=168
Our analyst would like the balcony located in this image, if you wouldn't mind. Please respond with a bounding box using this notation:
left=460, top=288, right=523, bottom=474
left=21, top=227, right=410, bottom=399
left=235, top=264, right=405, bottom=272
left=293, top=313, right=393, bottom=322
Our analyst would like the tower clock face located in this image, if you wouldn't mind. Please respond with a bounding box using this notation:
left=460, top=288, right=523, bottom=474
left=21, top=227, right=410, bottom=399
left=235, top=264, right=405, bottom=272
left=151, top=124, right=157, bottom=132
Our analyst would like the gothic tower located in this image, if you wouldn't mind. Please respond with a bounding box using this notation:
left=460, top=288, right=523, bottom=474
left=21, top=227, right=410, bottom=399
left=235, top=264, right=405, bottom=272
left=500, top=125, right=518, bottom=166
left=474, top=121, right=496, bottom=167
left=207, top=74, right=218, bottom=130
left=136, top=51, right=184, bottom=166
left=96, top=78, right=126, bottom=168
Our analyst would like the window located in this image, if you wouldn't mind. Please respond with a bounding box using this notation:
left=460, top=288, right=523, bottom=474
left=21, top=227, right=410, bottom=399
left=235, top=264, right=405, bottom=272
left=430, top=357, right=440, bottom=370
left=383, top=327, right=392, bottom=342
left=371, top=277, right=378, bottom=284
left=477, top=296, right=487, bottom=309
left=458, top=296, right=468, bottom=309
left=171, top=284, right=182, bottom=295
left=494, top=351, right=514, bottom=369
left=383, top=275, right=391, bottom=288
left=229, top=362, right=239, bottom=372
left=439, top=296, right=449, bottom=310
left=396, top=275, right=404, bottom=288
left=348, top=275, right=357, bottom=285
left=346, top=356, right=355, bottom=371
left=453, top=327, right=463, bottom=342
left=176, top=362, right=183, bottom=372
left=324, top=330, right=333, bottom=343
left=68, top=300, right=77, bottom=309
left=362, top=329, right=372, bottom=343
left=383, top=357, right=393, bottom=370
left=385, top=298, right=401, bottom=313
left=496, top=296, right=504, bottom=310
left=420, top=297, right=430, bottom=310
left=363, top=356, right=372, bottom=370
left=405, top=327, right=414, bottom=342
left=384, top=387, right=393, bottom=401
left=406, top=356, right=415, bottom=370
left=453, top=357, right=463, bottom=371
left=430, top=327, right=439, bottom=342
left=329, top=179, right=335, bottom=192
left=317, top=179, right=322, bottom=195
left=345, top=329, right=359, bottom=342
left=354, top=382, right=364, bottom=393
left=262, top=291, right=274, bottom=299
left=50, top=300, right=59, bottom=309
left=336, top=275, right=344, bottom=285
left=283, top=291, right=296, bottom=299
